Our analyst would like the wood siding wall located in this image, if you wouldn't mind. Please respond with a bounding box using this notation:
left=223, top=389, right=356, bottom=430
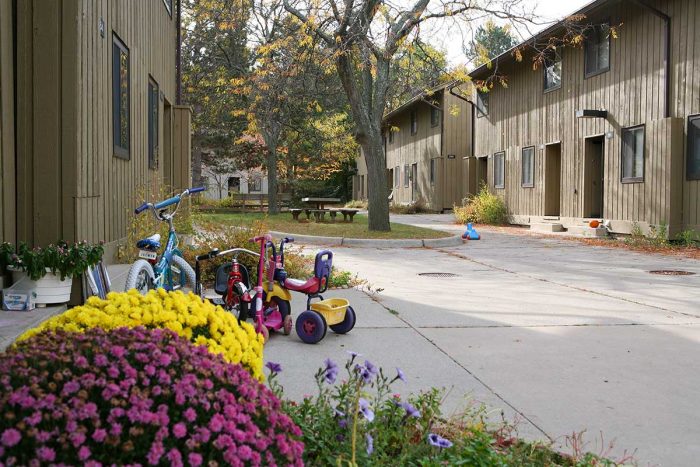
left=14, top=0, right=182, bottom=247
left=0, top=0, right=15, bottom=243
left=383, top=90, right=472, bottom=211
left=473, top=0, right=698, bottom=234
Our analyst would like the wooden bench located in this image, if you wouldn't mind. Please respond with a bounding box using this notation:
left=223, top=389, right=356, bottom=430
left=228, top=193, right=292, bottom=212
left=311, top=209, right=329, bottom=222
left=290, top=208, right=304, bottom=221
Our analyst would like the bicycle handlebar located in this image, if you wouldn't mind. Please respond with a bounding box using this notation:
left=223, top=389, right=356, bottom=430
left=134, top=187, right=205, bottom=217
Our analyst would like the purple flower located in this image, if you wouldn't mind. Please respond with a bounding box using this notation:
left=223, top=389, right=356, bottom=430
left=1, top=428, right=21, bottom=447
left=265, top=361, right=282, bottom=374
left=323, top=358, right=339, bottom=384
left=172, top=422, right=187, bottom=438
left=358, top=398, right=374, bottom=422
left=346, top=350, right=361, bottom=360
left=37, top=446, right=56, bottom=462
left=366, top=433, right=374, bottom=455
left=78, top=445, right=91, bottom=461
left=428, top=433, right=453, bottom=448
left=395, top=367, right=406, bottom=382
left=188, top=452, right=203, bottom=467
left=355, top=363, right=376, bottom=385
left=399, top=401, right=421, bottom=418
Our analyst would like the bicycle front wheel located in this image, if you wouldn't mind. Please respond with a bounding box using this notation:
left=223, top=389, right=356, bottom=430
left=125, top=260, right=156, bottom=294
left=170, top=255, right=196, bottom=292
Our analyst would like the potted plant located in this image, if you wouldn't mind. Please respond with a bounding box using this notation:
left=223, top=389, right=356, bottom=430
left=0, top=241, right=104, bottom=305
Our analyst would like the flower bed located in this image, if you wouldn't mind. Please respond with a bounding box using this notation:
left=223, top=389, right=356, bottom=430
left=16, top=289, right=264, bottom=380
left=0, top=327, right=303, bottom=466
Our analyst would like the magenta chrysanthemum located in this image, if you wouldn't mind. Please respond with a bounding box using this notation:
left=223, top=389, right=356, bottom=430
left=0, top=327, right=303, bottom=465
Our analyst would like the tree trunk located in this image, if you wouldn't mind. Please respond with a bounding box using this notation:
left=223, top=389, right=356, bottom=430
left=266, top=147, right=279, bottom=214
left=362, top=128, right=390, bottom=231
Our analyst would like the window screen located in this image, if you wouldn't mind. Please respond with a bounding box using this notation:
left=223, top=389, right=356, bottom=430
left=688, top=116, right=700, bottom=180
left=494, top=152, right=505, bottom=189
left=585, top=23, right=610, bottom=77
left=522, top=147, right=534, bottom=187
left=113, top=34, right=130, bottom=159
left=621, top=125, right=644, bottom=182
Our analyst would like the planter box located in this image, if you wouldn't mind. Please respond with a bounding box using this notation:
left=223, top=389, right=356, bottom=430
left=10, top=269, right=72, bottom=305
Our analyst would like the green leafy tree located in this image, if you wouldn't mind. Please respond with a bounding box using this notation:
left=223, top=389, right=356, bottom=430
left=466, top=20, right=519, bottom=66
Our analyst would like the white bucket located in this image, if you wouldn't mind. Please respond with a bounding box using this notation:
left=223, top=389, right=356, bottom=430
left=10, top=270, right=72, bottom=305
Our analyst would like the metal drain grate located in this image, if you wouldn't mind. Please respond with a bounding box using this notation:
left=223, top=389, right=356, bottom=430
left=418, top=272, right=459, bottom=278
left=649, top=270, right=696, bottom=276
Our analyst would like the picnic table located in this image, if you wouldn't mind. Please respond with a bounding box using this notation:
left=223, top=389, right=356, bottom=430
left=301, top=197, right=341, bottom=209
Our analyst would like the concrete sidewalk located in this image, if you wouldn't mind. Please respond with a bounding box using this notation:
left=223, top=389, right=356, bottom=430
left=266, top=225, right=700, bottom=466
left=0, top=305, right=67, bottom=351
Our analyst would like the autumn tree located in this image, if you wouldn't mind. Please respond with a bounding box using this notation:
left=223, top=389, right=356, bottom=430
left=181, top=0, right=250, bottom=186
left=283, top=0, right=534, bottom=231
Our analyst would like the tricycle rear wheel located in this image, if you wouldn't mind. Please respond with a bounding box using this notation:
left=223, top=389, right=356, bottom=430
left=296, top=311, right=327, bottom=344
left=329, top=306, right=356, bottom=334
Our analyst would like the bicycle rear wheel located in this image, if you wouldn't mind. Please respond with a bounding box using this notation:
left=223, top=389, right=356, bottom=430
left=125, top=260, right=156, bottom=294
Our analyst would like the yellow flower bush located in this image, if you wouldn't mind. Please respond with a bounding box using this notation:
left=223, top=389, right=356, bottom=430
left=17, top=289, right=265, bottom=380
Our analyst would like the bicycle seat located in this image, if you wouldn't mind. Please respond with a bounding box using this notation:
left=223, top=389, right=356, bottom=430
left=283, top=250, right=332, bottom=295
left=284, top=276, right=324, bottom=294
left=136, top=234, right=161, bottom=251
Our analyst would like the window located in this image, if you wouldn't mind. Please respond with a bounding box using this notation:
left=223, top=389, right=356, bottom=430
left=430, top=159, right=436, bottom=185
left=476, top=90, right=489, bottom=118
left=585, top=23, right=611, bottom=77
left=404, top=165, right=410, bottom=187
left=431, top=106, right=440, bottom=127
left=544, top=51, right=562, bottom=91
left=163, top=0, right=173, bottom=16
left=394, top=166, right=400, bottom=187
left=410, top=111, right=418, bottom=135
left=148, top=77, right=159, bottom=169
left=112, top=34, right=130, bottom=159
left=621, top=125, right=645, bottom=182
left=250, top=176, right=262, bottom=192
left=688, top=115, right=700, bottom=180
left=521, top=147, right=535, bottom=187
left=494, top=152, right=505, bottom=189
left=389, top=129, right=394, bottom=144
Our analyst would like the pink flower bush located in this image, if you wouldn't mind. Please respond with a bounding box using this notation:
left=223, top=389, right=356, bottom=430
left=0, top=327, right=304, bottom=466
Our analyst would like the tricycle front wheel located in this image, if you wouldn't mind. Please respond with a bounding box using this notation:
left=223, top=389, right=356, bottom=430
left=329, top=306, right=356, bottom=334
left=296, top=311, right=327, bottom=344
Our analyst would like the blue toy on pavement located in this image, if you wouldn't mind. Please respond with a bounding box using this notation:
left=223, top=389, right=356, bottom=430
left=462, top=223, right=481, bottom=240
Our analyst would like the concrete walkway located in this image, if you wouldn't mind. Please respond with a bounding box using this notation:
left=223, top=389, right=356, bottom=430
left=265, top=214, right=700, bottom=466
left=0, top=305, right=67, bottom=351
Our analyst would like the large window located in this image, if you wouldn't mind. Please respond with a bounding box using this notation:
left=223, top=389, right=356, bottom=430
left=476, top=90, right=489, bottom=117
left=585, top=23, right=611, bottom=77
left=430, top=159, right=436, bottom=185
left=688, top=116, right=700, bottom=180
left=431, top=106, right=440, bottom=127
left=494, top=152, right=505, bottom=189
left=410, top=111, right=418, bottom=135
left=621, top=125, right=645, bottom=182
left=544, top=51, right=562, bottom=91
left=112, top=34, right=130, bottom=159
left=148, top=77, right=159, bottom=169
left=522, top=146, right=535, bottom=187
left=404, top=164, right=410, bottom=187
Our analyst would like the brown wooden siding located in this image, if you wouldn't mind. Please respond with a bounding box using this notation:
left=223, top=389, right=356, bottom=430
left=0, top=0, right=15, bottom=243
left=13, top=0, right=181, bottom=247
left=473, top=0, right=697, bottom=234
left=441, top=90, right=472, bottom=207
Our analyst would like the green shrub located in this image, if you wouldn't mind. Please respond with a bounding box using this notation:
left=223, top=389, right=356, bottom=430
left=675, top=229, right=699, bottom=247
left=390, top=198, right=431, bottom=214
left=648, top=222, right=669, bottom=247
left=345, top=199, right=368, bottom=209
left=454, top=185, right=509, bottom=225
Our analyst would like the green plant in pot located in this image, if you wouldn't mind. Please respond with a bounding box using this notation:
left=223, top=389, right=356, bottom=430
left=0, top=241, right=104, bottom=281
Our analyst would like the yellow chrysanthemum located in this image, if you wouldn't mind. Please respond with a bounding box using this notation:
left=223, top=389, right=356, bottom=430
left=16, top=290, right=265, bottom=380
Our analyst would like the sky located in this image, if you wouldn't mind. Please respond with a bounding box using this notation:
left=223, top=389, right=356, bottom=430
left=433, top=0, right=592, bottom=66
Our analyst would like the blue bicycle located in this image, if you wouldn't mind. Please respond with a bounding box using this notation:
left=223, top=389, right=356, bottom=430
left=124, top=187, right=204, bottom=294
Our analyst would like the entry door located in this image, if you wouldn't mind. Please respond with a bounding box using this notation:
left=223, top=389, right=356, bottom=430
left=411, top=163, right=418, bottom=201
left=584, top=136, right=604, bottom=218
left=476, top=157, right=488, bottom=191
left=544, top=143, right=562, bottom=217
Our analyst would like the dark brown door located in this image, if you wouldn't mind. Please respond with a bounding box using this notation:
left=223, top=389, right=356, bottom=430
left=584, top=136, right=604, bottom=218
left=544, top=143, right=561, bottom=217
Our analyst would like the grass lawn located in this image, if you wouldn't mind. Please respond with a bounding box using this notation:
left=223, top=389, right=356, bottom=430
left=199, top=212, right=450, bottom=239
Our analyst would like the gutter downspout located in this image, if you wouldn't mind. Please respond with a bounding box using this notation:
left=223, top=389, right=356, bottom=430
left=631, top=0, right=670, bottom=118
left=176, top=0, right=182, bottom=105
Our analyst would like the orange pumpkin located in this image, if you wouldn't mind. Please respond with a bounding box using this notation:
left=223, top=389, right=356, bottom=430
left=589, top=220, right=600, bottom=228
